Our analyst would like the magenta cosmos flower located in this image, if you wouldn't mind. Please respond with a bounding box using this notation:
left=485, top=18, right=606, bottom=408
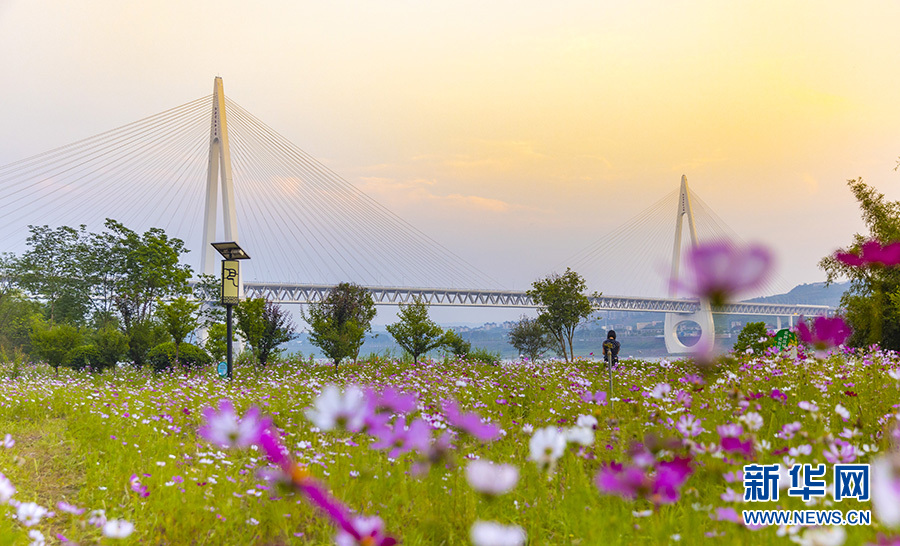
left=673, top=241, right=772, bottom=307
left=796, top=315, right=851, bottom=358
left=835, top=240, right=900, bottom=268
left=198, top=399, right=270, bottom=449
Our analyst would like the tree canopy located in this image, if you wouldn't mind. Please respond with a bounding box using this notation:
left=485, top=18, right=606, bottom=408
left=527, top=268, right=595, bottom=363
left=235, top=298, right=296, bottom=367
left=386, top=298, right=444, bottom=364
left=820, top=179, right=900, bottom=349
left=304, top=282, right=376, bottom=367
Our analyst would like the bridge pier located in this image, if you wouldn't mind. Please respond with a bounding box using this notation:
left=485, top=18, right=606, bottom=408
left=664, top=305, right=715, bottom=355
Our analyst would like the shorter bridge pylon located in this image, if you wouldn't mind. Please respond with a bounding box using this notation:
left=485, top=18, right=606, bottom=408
left=664, top=175, right=715, bottom=355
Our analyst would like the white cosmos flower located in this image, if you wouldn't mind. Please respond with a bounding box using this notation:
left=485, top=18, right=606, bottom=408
left=575, top=414, right=598, bottom=429
left=871, top=454, right=900, bottom=528
left=16, top=502, right=48, bottom=526
left=528, top=427, right=567, bottom=470
left=650, top=383, right=672, bottom=399
left=304, top=385, right=368, bottom=432
left=102, top=519, right=135, bottom=538
left=0, top=473, right=14, bottom=503
left=1, top=434, right=14, bottom=448
left=835, top=404, right=850, bottom=420
left=740, top=412, right=764, bottom=431
left=28, top=530, right=45, bottom=546
left=796, top=525, right=846, bottom=546
left=470, top=520, right=526, bottom=546
left=465, top=460, right=519, bottom=495
left=565, top=426, right=594, bottom=447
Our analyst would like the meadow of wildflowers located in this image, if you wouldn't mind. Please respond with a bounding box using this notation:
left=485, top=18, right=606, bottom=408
left=0, top=344, right=898, bottom=545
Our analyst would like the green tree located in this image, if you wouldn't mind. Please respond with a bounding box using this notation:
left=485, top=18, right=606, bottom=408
left=732, top=322, right=773, bottom=355
left=235, top=298, right=296, bottom=367
left=204, top=323, right=232, bottom=362
left=105, top=219, right=193, bottom=330
left=386, top=298, right=445, bottom=364
left=820, top=179, right=900, bottom=349
left=527, top=268, right=596, bottom=363
left=123, top=318, right=168, bottom=368
left=30, top=319, right=83, bottom=373
left=156, top=296, right=201, bottom=366
left=508, top=315, right=551, bottom=362
left=16, top=224, right=91, bottom=324
left=0, top=254, right=42, bottom=353
left=440, top=329, right=471, bottom=359
left=304, top=283, right=377, bottom=367
left=91, top=326, right=128, bottom=371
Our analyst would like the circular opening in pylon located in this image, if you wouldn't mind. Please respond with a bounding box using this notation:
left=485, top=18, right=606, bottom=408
left=675, top=321, right=702, bottom=347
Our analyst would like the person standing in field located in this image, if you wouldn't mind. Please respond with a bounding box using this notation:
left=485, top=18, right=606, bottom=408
left=602, top=330, right=620, bottom=367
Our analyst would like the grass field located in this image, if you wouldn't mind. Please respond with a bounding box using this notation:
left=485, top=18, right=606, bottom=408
left=0, top=348, right=894, bottom=545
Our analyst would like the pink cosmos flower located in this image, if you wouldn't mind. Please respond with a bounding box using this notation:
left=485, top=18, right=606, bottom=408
left=129, top=474, right=149, bottom=497
left=720, top=437, right=754, bottom=458
left=374, top=387, right=417, bottom=414
left=776, top=421, right=803, bottom=440
left=199, top=399, right=270, bottom=449
left=675, top=414, right=704, bottom=438
left=672, top=241, right=773, bottom=306
left=716, top=423, right=743, bottom=438
left=868, top=534, right=900, bottom=546
left=370, top=418, right=432, bottom=458
left=442, top=400, right=501, bottom=441
left=835, top=240, right=900, bottom=268
left=824, top=443, right=857, bottom=464
left=710, top=507, right=742, bottom=524
left=796, top=316, right=852, bottom=358
left=581, top=390, right=608, bottom=406
left=595, top=457, right=693, bottom=505
left=335, top=516, right=398, bottom=546
left=56, top=501, right=84, bottom=515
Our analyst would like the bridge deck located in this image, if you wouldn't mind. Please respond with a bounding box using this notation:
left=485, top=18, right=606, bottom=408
left=241, top=282, right=832, bottom=316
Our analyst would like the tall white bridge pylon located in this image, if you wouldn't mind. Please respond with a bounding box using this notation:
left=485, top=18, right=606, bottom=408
left=664, top=175, right=715, bottom=354
left=200, top=77, right=241, bottom=293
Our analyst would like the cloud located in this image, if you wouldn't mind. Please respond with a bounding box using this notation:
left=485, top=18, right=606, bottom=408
left=356, top=176, right=542, bottom=215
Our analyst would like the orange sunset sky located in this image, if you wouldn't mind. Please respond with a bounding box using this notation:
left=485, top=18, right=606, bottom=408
left=2, top=1, right=900, bottom=321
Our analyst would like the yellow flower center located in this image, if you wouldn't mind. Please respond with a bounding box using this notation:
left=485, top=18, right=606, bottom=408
left=290, top=464, right=310, bottom=485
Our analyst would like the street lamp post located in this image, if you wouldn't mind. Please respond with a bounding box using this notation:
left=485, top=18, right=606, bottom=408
left=211, top=241, right=250, bottom=380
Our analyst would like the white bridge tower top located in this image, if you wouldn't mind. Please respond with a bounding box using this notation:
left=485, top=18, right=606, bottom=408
left=200, top=77, right=240, bottom=288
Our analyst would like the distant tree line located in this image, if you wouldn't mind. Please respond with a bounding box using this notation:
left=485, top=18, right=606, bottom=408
left=1, top=218, right=604, bottom=370
left=0, top=219, right=295, bottom=372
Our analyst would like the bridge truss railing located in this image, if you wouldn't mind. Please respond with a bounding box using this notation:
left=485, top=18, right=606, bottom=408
left=242, top=282, right=832, bottom=317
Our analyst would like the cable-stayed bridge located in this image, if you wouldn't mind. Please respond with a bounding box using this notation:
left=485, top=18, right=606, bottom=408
left=0, top=78, right=831, bottom=353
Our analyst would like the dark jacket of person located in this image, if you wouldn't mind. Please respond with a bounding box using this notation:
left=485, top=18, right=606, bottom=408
left=602, top=330, right=620, bottom=364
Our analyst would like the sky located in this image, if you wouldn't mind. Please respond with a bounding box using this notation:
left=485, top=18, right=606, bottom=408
left=1, top=1, right=899, bottom=325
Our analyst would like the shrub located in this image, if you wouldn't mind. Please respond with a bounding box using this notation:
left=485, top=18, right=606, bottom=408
left=468, top=347, right=501, bottom=364
left=147, top=342, right=212, bottom=372
left=733, top=322, right=774, bottom=356
left=65, top=345, right=103, bottom=371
